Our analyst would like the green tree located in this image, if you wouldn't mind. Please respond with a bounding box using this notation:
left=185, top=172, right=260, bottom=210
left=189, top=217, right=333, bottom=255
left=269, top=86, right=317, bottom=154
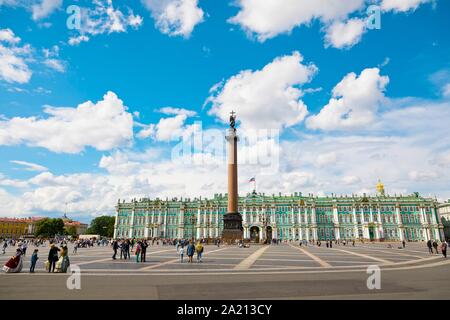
left=65, top=226, right=78, bottom=237
left=87, top=216, right=115, bottom=237
left=35, top=218, right=65, bottom=238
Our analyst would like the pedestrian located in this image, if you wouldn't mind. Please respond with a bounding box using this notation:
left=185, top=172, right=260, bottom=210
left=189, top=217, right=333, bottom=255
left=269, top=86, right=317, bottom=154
left=135, top=241, right=141, bottom=263
left=141, top=240, right=148, bottom=262
left=55, top=245, right=70, bottom=273
left=47, top=244, right=60, bottom=273
left=73, top=242, right=77, bottom=254
left=402, top=240, right=406, bottom=248
left=179, top=245, right=184, bottom=263
left=326, top=241, right=329, bottom=248
left=187, top=241, right=195, bottom=263
left=441, top=241, right=447, bottom=258
left=196, top=241, right=204, bottom=263
left=21, top=242, right=28, bottom=256
left=30, top=249, right=39, bottom=273
left=2, top=241, right=7, bottom=254
left=329, top=241, right=332, bottom=248
left=433, top=240, right=439, bottom=254
left=112, top=240, right=118, bottom=260
left=427, top=239, right=433, bottom=254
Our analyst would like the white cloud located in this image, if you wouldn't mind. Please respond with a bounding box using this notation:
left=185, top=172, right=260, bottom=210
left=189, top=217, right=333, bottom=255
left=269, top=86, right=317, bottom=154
left=207, top=51, right=317, bottom=130
left=142, top=0, right=204, bottom=37
left=0, top=28, right=21, bottom=44
left=0, top=91, right=134, bottom=153
left=0, top=29, right=32, bottom=84
left=158, top=106, right=197, bottom=117
left=10, top=160, right=48, bottom=172
left=325, top=18, right=366, bottom=49
left=409, top=170, right=438, bottom=181
left=228, top=0, right=364, bottom=42
left=381, top=0, right=431, bottom=12
left=341, top=175, right=361, bottom=185
left=68, top=35, right=90, bottom=46
left=68, top=0, right=143, bottom=45
left=154, top=114, right=188, bottom=141
left=315, top=152, right=337, bottom=168
left=43, top=58, right=65, bottom=72
left=31, top=0, right=62, bottom=20
left=442, top=83, right=450, bottom=98
left=307, top=67, right=389, bottom=131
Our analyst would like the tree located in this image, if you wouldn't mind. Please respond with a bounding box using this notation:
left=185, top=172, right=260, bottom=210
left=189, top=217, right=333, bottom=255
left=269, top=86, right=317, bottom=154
left=65, top=226, right=78, bottom=237
left=35, top=218, right=65, bottom=238
left=87, top=216, right=115, bottom=237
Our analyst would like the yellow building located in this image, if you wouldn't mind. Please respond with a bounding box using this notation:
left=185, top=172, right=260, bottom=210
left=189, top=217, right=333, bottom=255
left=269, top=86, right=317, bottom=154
left=0, top=217, right=44, bottom=239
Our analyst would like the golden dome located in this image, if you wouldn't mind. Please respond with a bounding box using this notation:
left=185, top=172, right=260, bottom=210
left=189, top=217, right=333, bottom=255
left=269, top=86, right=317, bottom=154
left=376, top=179, right=385, bottom=195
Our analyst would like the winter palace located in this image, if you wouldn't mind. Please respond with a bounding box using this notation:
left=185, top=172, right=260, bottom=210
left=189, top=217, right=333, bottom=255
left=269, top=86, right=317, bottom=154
left=114, top=181, right=444, bottom=242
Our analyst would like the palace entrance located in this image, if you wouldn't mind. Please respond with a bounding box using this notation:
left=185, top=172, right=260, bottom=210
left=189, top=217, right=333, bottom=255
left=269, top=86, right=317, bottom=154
left=250, top=226, right=260, bottom=243
left=369, top=225, right=375, bottom=241
left=266, top=226, right=273, bottom=243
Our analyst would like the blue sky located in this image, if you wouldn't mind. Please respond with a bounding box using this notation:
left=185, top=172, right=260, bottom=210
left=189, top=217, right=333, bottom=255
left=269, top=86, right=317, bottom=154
left=0, top=0, right=449, bottom=223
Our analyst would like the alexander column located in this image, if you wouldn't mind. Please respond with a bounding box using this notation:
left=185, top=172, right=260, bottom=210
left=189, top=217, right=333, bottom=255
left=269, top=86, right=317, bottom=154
left=222, top=111, right=243, bottom=243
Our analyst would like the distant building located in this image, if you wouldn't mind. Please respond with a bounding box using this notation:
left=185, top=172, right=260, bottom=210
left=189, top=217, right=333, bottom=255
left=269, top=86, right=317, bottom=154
left=62, top=217, right=88, bottom=235
left=0, top=217, right=44, bottom=239
left=114, top=180, right=444, bottom=242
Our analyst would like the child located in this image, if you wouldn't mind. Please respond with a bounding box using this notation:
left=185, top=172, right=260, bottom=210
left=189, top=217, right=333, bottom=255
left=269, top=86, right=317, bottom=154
left=179, top=245, right=184, bottom=263
left=30, top=249, right=39, bottom=273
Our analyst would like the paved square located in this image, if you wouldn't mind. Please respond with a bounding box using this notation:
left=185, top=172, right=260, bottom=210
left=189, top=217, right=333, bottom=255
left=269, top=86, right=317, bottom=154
left=1, top=242, right=449, bottom=299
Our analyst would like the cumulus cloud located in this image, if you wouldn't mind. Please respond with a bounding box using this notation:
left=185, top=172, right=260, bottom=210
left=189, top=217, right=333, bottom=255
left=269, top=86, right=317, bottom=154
left=324, top=18, right=366, bottom=49
left=207, top=51, right=317, bottom=130
left=68, top=0, right=143, bottom=45
left=142, top=0, right=204, bottom=38
left=31, top=0, right=62, bottom=20
left=0, top=28, right=32, bottom=84
left=307, top=67, right=389, bottom=131
left=381, top=0, right=432, bottom=12
left=228, top=0, right=364, bottom=42
left=0, top=91, right=134, bottom=153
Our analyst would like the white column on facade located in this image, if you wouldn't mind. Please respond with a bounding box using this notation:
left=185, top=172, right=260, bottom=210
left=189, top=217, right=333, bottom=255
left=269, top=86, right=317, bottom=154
left=129, top=207, right=135, bottom=238
left=377, top=207, right=383, bottom=239
left=333, top=206, right=340, bottom=240
left=369, top=206, right=374, bottom=223
left=395, top=206, right=404, bottom=241
left=196, top=208, right=201, bottom=239
left=163, top=211, right=167, bottom=238
left=352, top=207, right=358, bottom=239
left=178, top=208, right=184, bottom=239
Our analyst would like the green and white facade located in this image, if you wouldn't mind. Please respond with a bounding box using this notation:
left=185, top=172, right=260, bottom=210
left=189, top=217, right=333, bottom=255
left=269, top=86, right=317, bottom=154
left=114, top=192, right=444, bottom=242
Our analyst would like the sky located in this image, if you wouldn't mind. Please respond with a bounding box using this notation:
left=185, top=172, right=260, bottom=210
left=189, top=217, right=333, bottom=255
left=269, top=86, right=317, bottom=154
left=0, top=0, right=449, bottom=223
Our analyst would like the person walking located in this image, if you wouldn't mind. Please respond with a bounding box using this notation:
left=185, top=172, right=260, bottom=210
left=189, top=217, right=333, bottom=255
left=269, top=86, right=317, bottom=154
left=141, top=240, right=148, bottom=262
left=427, top=239, right=433, bottom=254
left=433, top=240, right=439, bottom=254
left=135, top=241, right=141, bottom=263
left=195, top=241, right=204, bottom=263
left=30, top=249, right=39, bottom=273
left=2, top=241, right=7, bottom=254
left=187, top=241, right=195, bottom=263
left=112, top=240, right=118, bottom=260
left=179, top=245, right=185, bottom=263
left=47, top=244, right=60, bottom=273
left=441, top=241, right=447, bottom=258
left=402, top=240, right=406, bottom=248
